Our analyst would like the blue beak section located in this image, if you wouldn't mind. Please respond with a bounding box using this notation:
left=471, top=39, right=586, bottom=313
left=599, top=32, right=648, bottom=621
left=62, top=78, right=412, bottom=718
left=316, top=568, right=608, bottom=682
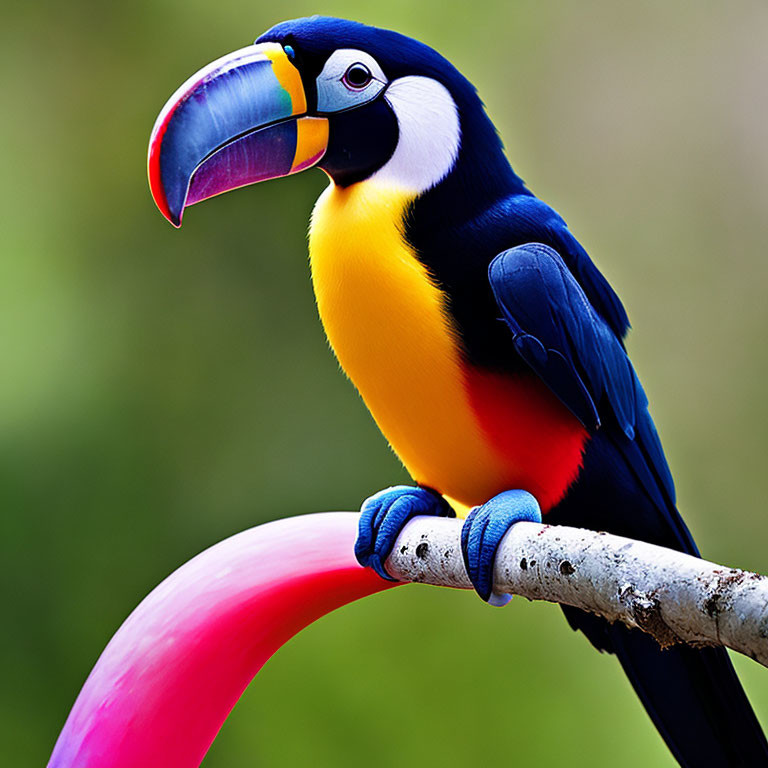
left=148, top=44, right=306, bottom=226
left=185, top=121, right=298, bottom=209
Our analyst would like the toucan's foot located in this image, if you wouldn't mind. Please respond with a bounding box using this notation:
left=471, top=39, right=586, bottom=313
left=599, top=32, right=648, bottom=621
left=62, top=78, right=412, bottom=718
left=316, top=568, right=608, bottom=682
left=461, top=490, right=542, bottom=606
left=355, top=485, right=455, bottom=581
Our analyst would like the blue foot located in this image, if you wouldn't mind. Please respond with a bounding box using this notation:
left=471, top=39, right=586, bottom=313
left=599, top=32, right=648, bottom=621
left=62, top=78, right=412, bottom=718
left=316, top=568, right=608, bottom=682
left=355, top=485, right=455, bottom=581
left=461, top=490, right=542, bottom=606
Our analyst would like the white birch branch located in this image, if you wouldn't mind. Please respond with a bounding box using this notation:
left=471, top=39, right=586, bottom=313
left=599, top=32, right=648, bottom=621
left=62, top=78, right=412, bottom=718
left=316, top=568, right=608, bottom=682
left=383, top=517, right=768, bottom=667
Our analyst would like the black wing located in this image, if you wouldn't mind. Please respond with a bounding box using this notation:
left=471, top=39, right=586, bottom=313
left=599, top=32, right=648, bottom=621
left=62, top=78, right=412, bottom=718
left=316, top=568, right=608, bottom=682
left=489, top=243, right=768, bottom=766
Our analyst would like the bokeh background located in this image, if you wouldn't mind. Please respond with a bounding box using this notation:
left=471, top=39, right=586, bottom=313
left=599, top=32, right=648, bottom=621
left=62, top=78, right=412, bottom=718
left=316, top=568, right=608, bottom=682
left=3, top=1, right=768, bottom=765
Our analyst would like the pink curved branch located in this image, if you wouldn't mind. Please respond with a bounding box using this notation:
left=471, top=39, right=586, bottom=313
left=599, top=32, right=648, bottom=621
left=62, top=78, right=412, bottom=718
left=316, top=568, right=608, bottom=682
left=49, top=512, right=395, bottom=768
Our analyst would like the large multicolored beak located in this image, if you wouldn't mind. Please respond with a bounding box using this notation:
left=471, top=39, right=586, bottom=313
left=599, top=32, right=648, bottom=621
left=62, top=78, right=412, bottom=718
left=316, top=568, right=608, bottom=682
left=148, top=43, right=328, bottom=227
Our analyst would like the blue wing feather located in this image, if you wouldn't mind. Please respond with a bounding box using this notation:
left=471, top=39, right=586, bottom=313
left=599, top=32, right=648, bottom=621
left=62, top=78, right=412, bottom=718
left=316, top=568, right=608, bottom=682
left=489, top=243, right=637, bottom=439
left=489, top=243, right=683, bottom=544
left=480, top=196, right=630, bottom=339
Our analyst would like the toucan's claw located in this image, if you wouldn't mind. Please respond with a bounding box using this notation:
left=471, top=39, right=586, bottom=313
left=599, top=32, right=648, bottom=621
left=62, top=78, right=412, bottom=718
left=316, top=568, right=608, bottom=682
left=355, top=485, right=455, bottom=580
left=460, top=490, right=542, bottom=605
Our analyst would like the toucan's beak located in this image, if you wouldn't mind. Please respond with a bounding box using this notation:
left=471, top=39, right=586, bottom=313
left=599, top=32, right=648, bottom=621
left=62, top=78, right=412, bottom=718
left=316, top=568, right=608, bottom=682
left=148, top=43, right=328, bottom=227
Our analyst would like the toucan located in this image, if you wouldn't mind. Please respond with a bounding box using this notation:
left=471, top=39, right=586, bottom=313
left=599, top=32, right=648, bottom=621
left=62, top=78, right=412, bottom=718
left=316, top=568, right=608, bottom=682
left=145, top=16, right=767, bottom=766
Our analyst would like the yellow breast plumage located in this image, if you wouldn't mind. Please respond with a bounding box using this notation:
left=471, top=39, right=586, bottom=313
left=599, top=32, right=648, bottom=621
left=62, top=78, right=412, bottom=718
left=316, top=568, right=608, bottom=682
left=308, top=180, right=511, bottom=509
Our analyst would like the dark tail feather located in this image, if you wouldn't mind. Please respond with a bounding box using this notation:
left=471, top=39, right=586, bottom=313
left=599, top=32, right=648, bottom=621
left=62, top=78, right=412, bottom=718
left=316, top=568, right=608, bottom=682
left=550, top=422, right=767, bottom=765
left=565, top=606, right=768, bottom=767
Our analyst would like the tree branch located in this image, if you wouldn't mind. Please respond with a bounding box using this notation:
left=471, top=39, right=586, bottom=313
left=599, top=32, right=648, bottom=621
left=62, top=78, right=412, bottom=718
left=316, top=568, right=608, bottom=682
left=384, top=517, right=768, bottom=666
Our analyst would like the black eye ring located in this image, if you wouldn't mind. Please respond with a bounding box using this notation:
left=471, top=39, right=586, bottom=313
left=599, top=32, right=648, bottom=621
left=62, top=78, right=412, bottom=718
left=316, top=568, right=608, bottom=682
left=342, top=63, right=373, bottom=90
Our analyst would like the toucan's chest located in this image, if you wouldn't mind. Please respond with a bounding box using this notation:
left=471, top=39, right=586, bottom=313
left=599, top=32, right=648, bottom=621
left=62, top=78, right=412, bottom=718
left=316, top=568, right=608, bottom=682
left=308, top=181, right=587, bottom=510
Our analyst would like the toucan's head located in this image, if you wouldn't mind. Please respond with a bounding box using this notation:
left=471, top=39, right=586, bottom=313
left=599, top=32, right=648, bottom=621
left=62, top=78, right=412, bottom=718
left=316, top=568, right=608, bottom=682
left=148, top=16, right=509, bottom=226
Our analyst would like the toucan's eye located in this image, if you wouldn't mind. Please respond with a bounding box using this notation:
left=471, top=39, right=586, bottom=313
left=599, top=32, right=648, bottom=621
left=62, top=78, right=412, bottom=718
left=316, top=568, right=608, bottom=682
left=283, top=45, right=296, bottom=61
left=342, top=63, right=373, bottom=90
left=315, top=50, right=386, bottom=112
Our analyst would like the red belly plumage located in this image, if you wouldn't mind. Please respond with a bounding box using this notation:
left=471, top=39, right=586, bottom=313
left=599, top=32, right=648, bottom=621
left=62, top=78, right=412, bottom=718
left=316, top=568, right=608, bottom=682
left=462, top=363, right=588, bottom=512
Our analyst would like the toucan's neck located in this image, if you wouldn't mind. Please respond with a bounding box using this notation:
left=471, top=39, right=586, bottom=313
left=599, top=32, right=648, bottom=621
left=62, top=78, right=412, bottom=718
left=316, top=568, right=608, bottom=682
left=409, top=95, right=532, bottom=235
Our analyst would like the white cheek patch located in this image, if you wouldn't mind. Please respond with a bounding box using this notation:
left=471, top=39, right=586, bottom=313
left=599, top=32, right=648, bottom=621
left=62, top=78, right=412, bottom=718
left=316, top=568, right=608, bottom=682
left=371, top=76, right=461, bottom=195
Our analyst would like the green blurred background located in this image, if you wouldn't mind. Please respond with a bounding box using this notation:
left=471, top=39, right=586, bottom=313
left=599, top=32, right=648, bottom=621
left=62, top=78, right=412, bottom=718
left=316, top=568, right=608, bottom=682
left=3, top=1, right=768, bottom=765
